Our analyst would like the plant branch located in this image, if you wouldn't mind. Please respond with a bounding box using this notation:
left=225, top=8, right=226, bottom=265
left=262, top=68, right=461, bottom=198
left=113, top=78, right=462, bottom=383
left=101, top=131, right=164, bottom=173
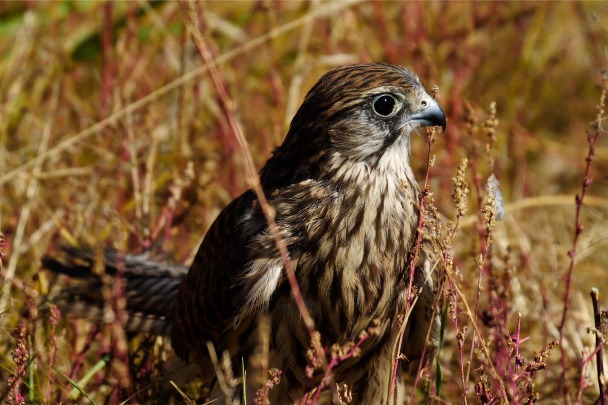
left=558, top=85, right=604, bottom=402
left=590, top=288, right=606, bottom=405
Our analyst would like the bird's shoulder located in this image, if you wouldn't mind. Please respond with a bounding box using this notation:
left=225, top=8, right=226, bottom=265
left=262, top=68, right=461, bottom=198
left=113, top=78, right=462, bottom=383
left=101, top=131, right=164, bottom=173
left=171, top=179, right=337, bottom=360
left=186, top=178, right=337, bottom=280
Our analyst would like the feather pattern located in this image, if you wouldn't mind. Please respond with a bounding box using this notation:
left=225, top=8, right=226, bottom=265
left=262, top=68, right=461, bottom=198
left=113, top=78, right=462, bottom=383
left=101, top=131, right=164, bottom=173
left=171, top=63, right=445, bottom=403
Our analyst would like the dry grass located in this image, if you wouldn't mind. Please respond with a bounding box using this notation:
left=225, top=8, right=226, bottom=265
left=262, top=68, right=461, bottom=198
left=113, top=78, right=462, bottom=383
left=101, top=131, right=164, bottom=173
left=0, top=1, right=607, bottom=403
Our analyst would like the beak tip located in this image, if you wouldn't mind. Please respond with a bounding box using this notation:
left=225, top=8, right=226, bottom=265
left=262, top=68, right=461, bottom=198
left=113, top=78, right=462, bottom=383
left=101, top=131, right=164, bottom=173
left=410, top=99, right=447, bottom=132
left=431, top=101, right=447, bottom=132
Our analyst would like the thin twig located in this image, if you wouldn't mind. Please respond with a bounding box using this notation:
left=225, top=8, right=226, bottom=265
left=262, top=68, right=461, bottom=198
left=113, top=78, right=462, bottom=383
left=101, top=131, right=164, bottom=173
left=408, top=271, right=446, bottom=404
left=184, top=4, right=337, bottom=401
left=590, top=288, right=606, bottom=405
left=558, top=87, right=604, bottom=402
left=206, top=342, right=235, bottom=405
left=575, top=344, right=604, bottom=404
left=185, top=0, right=319, bottom=341
left=311, top=333, right=371, bottom=404
left=390, top=130, right=435, bottom=400
left=444, top=267, right=510, bottom=403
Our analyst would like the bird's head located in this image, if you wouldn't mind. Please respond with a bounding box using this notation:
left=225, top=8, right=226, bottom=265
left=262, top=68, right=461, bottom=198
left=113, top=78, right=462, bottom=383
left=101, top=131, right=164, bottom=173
left=261, top=64, right=446, bottom=185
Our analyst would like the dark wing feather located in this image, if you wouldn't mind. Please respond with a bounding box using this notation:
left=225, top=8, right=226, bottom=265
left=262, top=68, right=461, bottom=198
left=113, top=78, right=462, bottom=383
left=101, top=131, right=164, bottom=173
left=171, top=190, right=268, bottom=360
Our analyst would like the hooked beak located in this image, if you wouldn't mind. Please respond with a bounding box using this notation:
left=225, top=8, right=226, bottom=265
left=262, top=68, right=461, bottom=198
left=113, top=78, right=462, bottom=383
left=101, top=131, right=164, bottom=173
left=410, top=98, right=446, bottom=132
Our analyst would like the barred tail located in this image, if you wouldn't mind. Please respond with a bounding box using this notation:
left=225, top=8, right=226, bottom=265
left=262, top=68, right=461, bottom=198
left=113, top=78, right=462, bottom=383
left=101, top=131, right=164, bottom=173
left=43, top=247, right=187, bottom=336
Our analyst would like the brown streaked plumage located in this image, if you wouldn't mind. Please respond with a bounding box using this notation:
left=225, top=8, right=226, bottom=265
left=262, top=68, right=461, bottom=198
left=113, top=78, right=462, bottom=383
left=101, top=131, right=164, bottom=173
left=45, top=63, right=446, bottom=404
left=172, top=63, right=446, bottom=403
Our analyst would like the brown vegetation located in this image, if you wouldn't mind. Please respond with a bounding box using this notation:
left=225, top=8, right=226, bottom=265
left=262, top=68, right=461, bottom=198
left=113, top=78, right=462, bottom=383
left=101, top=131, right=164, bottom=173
left=0, top=1, right=607, bottom=403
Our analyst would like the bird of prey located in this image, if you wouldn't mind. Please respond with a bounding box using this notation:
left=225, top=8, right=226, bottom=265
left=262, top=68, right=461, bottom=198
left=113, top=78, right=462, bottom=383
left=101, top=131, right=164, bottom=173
left=45, top=63, right=446, bottom=404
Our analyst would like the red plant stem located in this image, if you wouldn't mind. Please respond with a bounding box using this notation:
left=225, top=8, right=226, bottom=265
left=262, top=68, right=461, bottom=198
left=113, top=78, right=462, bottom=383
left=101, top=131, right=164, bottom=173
left=510, top=312, right=522, bottom=399
left=442, top=198, right=468, bottom=400
left=390, top=131, right=434, bottom=399
left=574, top=344, right=604, bottom=403
left=45, top=306, right=60, bottom=404
left=465, top=237, right=492, bottom=386
left=450, top=277, right=468, bottom=404
left=184, top=8, right=331, bottom=400
left=464, top=157, right=494, bottom=391
left=310, top=334, right=370, bottom=405
left=515, top=313, right=522, bottom=375
left=558, top=127, right=600, bottom=403
left=100, top=1, right=114, bottom=119
left=107, top=250, right=133, bottom=398
left=590, top=288, right=606, bottom=405
left=461, top=123, right=489, bottom=397
left=408, top=276, right=447, bottom=403
left=185, top=1, right=318, bottom=338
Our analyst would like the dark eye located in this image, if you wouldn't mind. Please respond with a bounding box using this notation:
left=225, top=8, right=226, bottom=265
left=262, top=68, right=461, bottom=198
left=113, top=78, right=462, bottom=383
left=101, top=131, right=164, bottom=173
left=372, top=94, right=398, bottom=117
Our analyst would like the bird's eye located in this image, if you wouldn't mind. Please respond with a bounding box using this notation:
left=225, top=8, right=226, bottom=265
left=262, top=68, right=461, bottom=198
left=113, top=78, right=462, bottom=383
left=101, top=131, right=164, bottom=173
left=372, top=94, right=399, bottom=118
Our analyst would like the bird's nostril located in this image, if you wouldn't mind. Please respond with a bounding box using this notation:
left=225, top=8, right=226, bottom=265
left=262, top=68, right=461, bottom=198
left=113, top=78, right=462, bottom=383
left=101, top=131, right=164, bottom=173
left=421, top=100, right=428, bottom=107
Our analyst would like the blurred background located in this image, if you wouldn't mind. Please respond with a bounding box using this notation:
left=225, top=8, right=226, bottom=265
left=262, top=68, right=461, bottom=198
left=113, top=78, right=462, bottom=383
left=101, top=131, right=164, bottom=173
left=0, top=1, right=606, bottom=403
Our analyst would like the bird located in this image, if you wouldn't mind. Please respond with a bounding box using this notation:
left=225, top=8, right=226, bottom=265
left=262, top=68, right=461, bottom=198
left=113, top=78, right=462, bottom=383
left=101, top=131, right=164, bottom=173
left=45, top=63, right=446, bottom=404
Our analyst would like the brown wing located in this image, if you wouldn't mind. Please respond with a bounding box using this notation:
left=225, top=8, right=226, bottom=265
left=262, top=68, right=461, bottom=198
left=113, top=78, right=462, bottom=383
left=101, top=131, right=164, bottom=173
left=170, top=179, right=321, bottom=362
left=171, top=189, right=271, bottom=361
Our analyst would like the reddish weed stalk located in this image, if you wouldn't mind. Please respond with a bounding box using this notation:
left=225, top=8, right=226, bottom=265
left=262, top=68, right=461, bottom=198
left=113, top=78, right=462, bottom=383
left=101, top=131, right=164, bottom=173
left=445, top=157, right=470, bottom=401
left=390, top=127, right=436, bottom=400
left=185, top=0, right=317, bottom=336
left=45, top=305, right=60, bottom=404
left=588, top=289, right=606, bottom=405
left=184, top=3, right=330, bottom=401
left=6, top=322, right=27, bottom=405
left=309, top=331, right=372, bottom=404
left=558, top=85, right=605, bottom=403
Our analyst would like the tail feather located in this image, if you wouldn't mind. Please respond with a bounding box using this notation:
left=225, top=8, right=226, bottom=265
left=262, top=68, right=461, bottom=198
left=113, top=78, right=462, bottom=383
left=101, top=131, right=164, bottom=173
left=43, top=247, right=187, bottom=336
